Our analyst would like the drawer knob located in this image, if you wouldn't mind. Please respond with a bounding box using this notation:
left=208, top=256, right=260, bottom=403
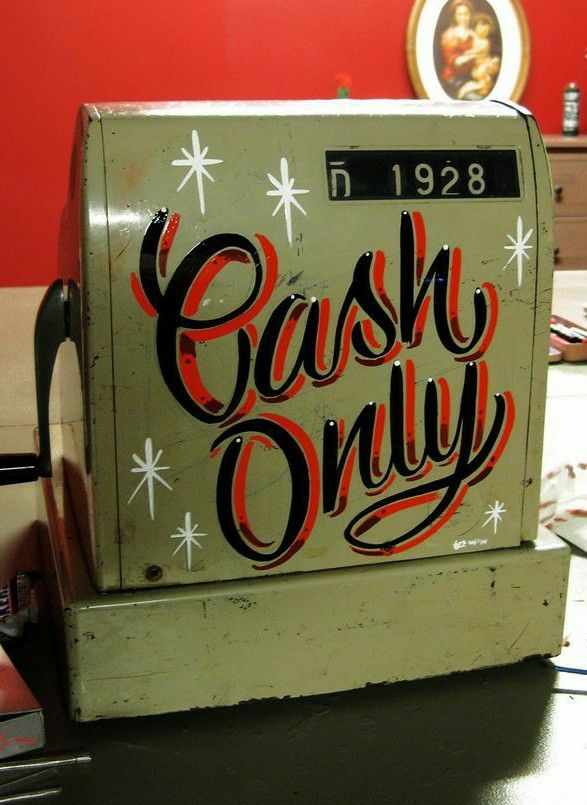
left=554, top=246, right=560, bottom=262
left=555, top=185, right=563, bottom=200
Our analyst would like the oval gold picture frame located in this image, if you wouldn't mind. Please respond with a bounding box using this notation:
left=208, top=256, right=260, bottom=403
left=406, top=0, right=530, bottom=102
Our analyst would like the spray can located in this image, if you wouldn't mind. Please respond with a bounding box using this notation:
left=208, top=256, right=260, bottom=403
left=563, top=83, right=580, bottom=136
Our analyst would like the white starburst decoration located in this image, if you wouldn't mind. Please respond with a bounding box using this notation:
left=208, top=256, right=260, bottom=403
left=172, top=129, right=223, bottom=215
left=170, top=512, right=207, bottom=571
left=503, top=216, right=534, bottom=287
left=266, top=157, right=309, bottom=245
left=482, top=500, right=507, bottom=534
left=128, top=437, right=172, bottom=520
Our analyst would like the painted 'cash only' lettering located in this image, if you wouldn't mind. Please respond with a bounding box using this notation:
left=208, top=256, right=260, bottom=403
left=131, top=209, right=514, bottom=570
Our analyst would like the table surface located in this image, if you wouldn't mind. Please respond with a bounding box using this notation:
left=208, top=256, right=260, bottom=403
left=3, top=272, right=587, bottom=805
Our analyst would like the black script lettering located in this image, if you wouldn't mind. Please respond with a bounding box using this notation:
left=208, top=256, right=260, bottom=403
left=323, top=402, right=391, bottom=516
left=254, top=249, right=400, bottom=399
left=210, top=413, right=320, bottom=570
left=340, top=361, right=515, bottom=555
left=399, top=211, right=498, bottom=359
left=131, top=210, right=514, bottom=570
left=134, top=209, right=278, bottom=424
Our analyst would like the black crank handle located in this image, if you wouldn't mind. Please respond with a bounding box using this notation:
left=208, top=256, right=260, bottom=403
left=0, top=280, right=70, bottom=485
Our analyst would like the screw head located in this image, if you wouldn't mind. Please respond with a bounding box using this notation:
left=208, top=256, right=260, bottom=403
left=145, top=565, right=163, bottom=582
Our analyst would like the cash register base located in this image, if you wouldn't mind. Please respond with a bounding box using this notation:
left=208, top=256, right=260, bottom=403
left=40, top=463, right=570, bottom=722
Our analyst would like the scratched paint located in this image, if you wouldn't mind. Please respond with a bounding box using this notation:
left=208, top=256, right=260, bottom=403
left=84, top=102, right=554, bottom=587
left=132, top=208, right=515, bottom=570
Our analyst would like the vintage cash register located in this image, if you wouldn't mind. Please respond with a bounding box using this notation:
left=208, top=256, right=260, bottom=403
left=0, top=100, right=570, bottom=720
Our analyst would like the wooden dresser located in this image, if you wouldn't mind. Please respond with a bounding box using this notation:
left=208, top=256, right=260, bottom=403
left=545, top=135, right=587, bottom=270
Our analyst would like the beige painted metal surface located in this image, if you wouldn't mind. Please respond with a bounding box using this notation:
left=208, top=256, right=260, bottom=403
left=62, top=100, right=554, bottom=592
left=41, top=458, right=569, bottom=721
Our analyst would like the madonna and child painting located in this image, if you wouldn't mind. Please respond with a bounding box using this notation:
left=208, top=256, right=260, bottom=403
left=435, top=0, right=502, bottom=99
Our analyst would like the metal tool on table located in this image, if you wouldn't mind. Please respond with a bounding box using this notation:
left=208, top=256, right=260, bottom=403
left=0, top=753, right=91, bottom=802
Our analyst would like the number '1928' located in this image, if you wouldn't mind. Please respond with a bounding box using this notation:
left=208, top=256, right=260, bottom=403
left=391, top=162, right=486, bottom=196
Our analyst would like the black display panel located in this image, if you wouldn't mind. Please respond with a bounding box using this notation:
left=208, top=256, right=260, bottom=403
left=325, top=149, right=520, bottom=201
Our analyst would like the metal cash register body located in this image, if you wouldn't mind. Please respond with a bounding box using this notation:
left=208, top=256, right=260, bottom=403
left=25, top=100, right=574, bottom=719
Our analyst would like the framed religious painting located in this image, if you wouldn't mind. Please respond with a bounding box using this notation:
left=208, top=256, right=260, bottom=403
left=406, top=0, right=530, bottom=101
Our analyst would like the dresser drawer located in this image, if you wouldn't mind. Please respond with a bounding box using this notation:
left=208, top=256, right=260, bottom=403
left=550, top=154, right=587, bottom=216
left=554, top=217, right=587, bottom=269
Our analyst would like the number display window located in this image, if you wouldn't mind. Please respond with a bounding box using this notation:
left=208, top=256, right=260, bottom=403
left=326, top=150, right=520, bottom=201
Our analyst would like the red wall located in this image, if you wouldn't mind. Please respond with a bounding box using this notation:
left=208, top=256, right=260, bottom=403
left=2, top=0, right=586, bottom=287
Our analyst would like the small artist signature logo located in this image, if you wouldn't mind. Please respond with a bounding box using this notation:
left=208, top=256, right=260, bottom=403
left=453, top=538, right=488, bottom=552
